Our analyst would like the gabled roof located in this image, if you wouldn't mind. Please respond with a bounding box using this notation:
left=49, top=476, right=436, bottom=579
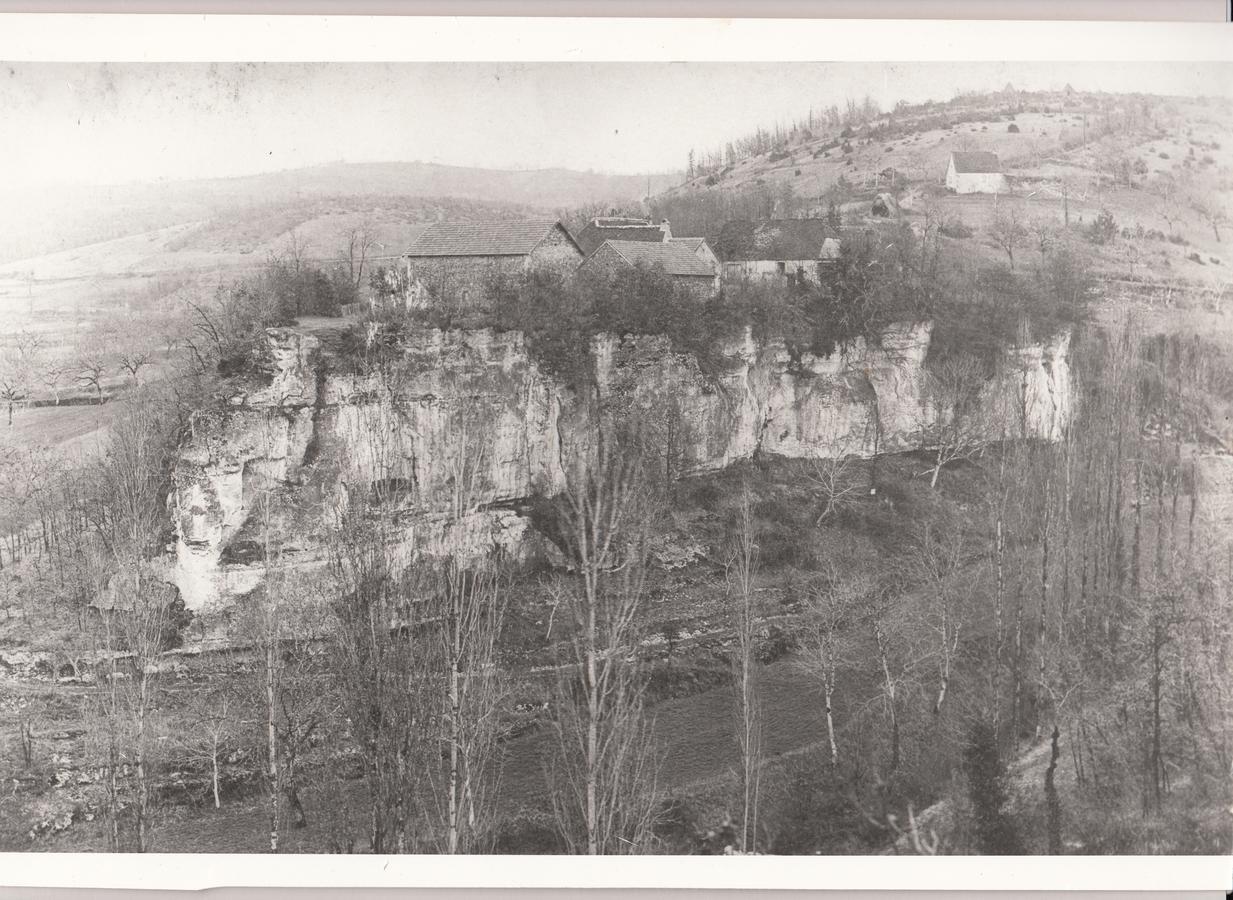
left=405, top=219, right=573, bottom=257
left=577, top=218, right=666, bottom=255
left=726, top=219, right=840, bottom=262
left=596, top=240, right=717, bottom=278
left=949, top=151, right=1002, bottom=174
left=668, top=237, right=709, bottom=254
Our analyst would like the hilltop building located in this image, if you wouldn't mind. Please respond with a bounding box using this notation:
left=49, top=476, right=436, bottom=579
left=576, top=216, right=720, bottom=273
left=402, top=219, right=583, bottom=309
left=577, top=217, right=673, bottom=255
left=719, top=218, right=842, bottom=285
left=944, top=151, right=1008, bottom=194
left=579, top=239, right=720, bottom=298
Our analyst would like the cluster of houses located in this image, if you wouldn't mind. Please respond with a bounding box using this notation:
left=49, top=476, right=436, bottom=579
left=395, top=150, right=1005, bottom=311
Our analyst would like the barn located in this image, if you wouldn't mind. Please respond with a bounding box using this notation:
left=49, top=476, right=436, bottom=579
left=719, top=218, right=842, bottom=285
left=402, top=219, right=583, bottom=310
left=579, top=239, right=720, bottom=298
left=576, top=216, right=673, bottom=255
left=576, top=216, right=720, bottom=274
left=945, top=151, right=1008, bottom=195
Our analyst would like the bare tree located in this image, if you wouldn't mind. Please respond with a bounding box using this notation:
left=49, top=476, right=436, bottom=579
left=548, top=440, right=661, bottom=855
left=906, top=526, right=974, bottom=717
left=0, top=349, right=29, bottom=426
left=87, top=396, right=183, bottom=852
left=428, top=401, right=509, bottom=854
left=990, top=204, right=1026, bottom=269
left=726, top=486, right=763, bottom=852
left=795, top=567, right=868, bottom=766
left=175, top=689, right=236, bottom=810
left=802, top=452, right=862, bottom=524
left=920, top=354, right=986, bottom=489
left=76, top=334, right=112, bottom=405
left=1029, top=217, right=1057, bottom=267
left=1189, top=188, right=1228, bottom=243
left=116, top=318, right=159, bottom=387
left=39, top=356, right=71, bottom=406
left=342, top=221, right=377, bottom=292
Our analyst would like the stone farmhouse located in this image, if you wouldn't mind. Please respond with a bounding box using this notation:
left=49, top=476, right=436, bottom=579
left=720, top=218, right=842, bottom=286
left=579, top=239, right=721, bottom=298
left=402, top=219, right=583, bottom=309
left=576, top=216, right=720, bottom=274
left=577, top=216, right=673, bottom=255
left=945, top=151, right=1008, bottom=194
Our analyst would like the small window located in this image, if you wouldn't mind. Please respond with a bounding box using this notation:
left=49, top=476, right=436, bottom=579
left=776, top=261, right=787, bottom=275
left=461, top=288, right=470, bottom=305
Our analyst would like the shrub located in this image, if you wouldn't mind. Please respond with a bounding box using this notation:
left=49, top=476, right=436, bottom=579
left=1159, top=152, right=1170, bottom=159
left=769, top=149, right=791, bottom=163
left=1168, top=233, right=1188, bottom=245
left=940, top=217, right=974, bottom=239
left=1007, top=123, right=1020, bottom=133
left=1087, top=209, right=1118, bottom=245
left=1188, top=252, right=1205, bottom=265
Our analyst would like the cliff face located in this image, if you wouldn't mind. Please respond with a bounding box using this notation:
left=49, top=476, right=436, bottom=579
left=170, top=323, right=1073, bottom=611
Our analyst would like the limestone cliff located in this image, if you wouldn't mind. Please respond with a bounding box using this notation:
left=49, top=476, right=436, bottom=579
left=170, top=322, right=1073, bottom=610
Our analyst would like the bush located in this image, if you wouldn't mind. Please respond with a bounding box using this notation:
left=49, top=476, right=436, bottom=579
left=1007, top=123, right=1020, bottom=133
left=1188, top=252, right=1205, bottom=265
left=1086, top=209, right=1118, bottom=245
left=940, top=217, right=974, bottom=239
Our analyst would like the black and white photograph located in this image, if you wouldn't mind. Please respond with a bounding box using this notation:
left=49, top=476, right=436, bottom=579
left=0, top=15, right=1229, bottom=884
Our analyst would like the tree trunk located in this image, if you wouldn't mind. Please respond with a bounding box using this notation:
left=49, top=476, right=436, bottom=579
left=585, top=618, right=598, bottom=856
left=1045, top=723, right=1062, bottom=854
left=135, top=673, right=149, bottom=853
left=212, top=743, right=221, bottom=810
left=824, top=682, right=838, bottom=766
left=266, top=642, right=279, bottom=853
left=447, top=646, right=461, bottom=853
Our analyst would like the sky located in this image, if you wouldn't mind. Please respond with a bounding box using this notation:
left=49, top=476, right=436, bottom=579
left=1, top=61, right=1230, bottom=188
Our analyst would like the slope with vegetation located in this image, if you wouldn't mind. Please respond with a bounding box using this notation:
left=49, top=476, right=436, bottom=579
left=0, top=85, right=1230, bottom=858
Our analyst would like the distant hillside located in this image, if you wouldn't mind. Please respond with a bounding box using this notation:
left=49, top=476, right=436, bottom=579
left=647, top=88, right=1232, bottom=250
left=0, top=161, right=679, bottom=264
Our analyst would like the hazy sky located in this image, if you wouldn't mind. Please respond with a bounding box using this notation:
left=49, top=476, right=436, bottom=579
left=2, top=61, right=1229, bottom=187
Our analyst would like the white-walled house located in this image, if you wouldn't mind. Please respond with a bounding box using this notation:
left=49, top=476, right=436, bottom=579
left=945, top=151, right=1008, bottom=194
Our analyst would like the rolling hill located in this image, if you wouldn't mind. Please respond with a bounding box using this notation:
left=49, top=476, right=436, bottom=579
left=0, top=160, right=680, bottom=266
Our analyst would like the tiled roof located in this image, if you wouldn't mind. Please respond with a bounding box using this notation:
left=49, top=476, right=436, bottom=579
left=668, top=237, right=707, bottom=253
left=950, top=151, right=1002, bottom=174
left=405, top=219, right=566, bottom=257
left=600, top=240, right=717, bottom=277
left=577, top=219, right=667, bottom=255
left=726, top=219, right=839, bottom=262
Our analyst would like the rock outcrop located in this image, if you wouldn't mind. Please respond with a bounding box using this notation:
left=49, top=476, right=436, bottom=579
left=170, top=322, right=1073, bottom=610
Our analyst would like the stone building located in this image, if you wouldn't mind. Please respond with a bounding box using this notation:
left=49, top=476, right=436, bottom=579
left=720, top=218, right=842, bottom=286
left=944, top=151, right=1008, bottom=194
left=579, top=239, right=721, bottom=298
left=576, top=216, right=674, bottom=255
left=402, top=219, right=583, bottom=310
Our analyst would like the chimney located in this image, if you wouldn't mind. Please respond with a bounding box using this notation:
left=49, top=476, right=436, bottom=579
left=659, top=218, right=672, bottom=240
